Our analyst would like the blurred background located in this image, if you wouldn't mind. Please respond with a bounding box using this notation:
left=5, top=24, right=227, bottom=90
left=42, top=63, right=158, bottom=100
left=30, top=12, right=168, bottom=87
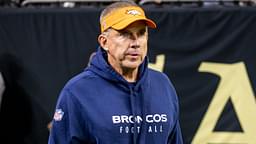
left=0, top=0, right=256, bottom=143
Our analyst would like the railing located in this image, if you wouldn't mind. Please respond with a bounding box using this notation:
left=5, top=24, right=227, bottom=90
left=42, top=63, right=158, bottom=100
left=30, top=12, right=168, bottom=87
left=1, top=0, right=255, bottom=7
left=21, top=0, right=121, bottom=6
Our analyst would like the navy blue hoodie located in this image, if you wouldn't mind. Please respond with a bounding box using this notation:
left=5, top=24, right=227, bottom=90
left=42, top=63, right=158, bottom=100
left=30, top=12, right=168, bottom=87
left=48, top=48, right=183, bottom=144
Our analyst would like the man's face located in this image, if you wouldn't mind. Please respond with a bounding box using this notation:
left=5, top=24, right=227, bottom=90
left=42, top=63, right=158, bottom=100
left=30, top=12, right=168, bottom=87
left=103, top=21, right=148, bottom=71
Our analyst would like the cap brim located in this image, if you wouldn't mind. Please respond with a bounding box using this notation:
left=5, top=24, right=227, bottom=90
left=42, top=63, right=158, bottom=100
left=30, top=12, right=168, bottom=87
left=111, top=17, right=156, bottom=30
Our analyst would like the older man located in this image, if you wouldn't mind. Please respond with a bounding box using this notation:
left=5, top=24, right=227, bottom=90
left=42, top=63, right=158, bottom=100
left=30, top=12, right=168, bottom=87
left=48, top=1, right=183, bottom=144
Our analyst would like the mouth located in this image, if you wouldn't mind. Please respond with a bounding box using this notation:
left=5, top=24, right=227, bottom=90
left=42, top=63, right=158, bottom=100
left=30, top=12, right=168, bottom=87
left=126, top=52, right=140, bottom=59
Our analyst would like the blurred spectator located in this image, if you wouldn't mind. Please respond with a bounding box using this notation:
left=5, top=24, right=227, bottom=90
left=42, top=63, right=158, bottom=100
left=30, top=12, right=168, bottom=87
left=202, top=0, right=220, bottom=7
left=0, top=54, right=32, bottom=144
left=0, top=72, right=5, bottom=109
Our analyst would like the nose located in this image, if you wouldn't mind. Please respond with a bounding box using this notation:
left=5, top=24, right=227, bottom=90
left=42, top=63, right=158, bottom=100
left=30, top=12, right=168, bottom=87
left=130, top=34, right=140, bottom=49
left=130, top=39, right=139, bottom=49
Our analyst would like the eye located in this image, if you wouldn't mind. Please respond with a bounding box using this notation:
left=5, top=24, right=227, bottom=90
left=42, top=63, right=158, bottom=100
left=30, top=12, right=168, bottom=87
left=138, top=29, right=146, bottom=36
left=119, top=31, right=131, bottom=37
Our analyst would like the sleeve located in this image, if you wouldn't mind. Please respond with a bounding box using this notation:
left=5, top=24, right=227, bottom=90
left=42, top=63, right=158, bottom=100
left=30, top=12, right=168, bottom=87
left=168, top=120, right=183, bottom=144
left=48, top=89, right=87, bottom=144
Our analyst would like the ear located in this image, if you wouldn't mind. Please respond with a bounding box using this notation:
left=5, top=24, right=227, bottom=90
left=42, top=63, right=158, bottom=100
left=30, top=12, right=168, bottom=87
left=98, top=34, right=108, bottom=51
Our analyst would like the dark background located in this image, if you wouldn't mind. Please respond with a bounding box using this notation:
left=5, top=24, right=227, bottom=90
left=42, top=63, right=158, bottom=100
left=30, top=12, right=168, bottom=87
left=0, top=6, right=256, bottom=144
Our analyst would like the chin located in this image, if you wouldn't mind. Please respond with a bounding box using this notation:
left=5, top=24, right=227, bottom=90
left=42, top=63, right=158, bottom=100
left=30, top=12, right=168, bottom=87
left=123, top=62, right=141, bottom=69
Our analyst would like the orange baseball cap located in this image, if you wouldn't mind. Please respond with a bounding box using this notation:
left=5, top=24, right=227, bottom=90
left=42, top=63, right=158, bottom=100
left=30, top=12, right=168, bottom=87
left=100, top=6, right=157, bottom=32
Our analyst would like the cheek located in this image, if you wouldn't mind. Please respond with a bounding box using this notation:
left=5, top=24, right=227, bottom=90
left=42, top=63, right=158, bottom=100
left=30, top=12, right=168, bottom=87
left=140, top=40, right=148, bottom=54
left=114, top=49, right=125, bottom=58
left=115, top=36, right=129, bottom=45
left=111, top=38, right=128, bottom=49
left=111, top=39, right=129, bottom=54
left=108, top=45, right=126, bottom=59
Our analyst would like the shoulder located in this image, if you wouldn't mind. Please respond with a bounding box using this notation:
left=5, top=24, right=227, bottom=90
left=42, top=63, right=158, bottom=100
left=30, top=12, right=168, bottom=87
left=61, top=69, right=100, bottom=93
left=148, top=68, right=178, bottom=100
left=148, top=68, right=171, bottom=84
left=56, top=70, right=98, bottom=104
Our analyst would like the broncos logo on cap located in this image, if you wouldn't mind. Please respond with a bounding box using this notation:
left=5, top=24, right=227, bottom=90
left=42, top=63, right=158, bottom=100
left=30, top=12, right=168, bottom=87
left=126, top=9, right=141, bottom=16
